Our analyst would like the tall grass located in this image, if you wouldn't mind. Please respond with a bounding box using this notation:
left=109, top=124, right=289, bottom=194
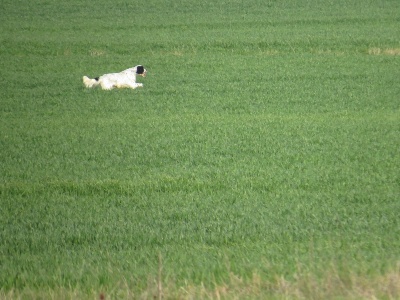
left=1, top=0, right=399, bottom=298
left=1, top=263, right=400, bottom=299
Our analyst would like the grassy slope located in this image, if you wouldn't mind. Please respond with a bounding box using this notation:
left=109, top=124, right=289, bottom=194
left=1, top=0, right=400, bottom=298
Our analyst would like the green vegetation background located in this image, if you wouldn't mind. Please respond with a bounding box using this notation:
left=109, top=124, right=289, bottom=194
left=1, top=0, right=399, bottom=296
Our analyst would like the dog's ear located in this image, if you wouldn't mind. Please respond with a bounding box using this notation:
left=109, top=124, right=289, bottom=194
left=136, top=65, right=145, bottom=74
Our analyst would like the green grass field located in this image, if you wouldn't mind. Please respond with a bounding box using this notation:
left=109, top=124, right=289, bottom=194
left=1, top=0, right=400, bottom=298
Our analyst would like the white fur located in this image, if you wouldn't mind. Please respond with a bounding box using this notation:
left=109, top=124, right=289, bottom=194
left=83, top=65, right=146, bottom=90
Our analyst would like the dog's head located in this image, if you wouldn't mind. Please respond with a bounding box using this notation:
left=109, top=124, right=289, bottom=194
left=135, top=65, right=147, bottom=77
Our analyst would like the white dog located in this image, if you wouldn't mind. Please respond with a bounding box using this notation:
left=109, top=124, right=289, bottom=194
left=83, top=65, right=147, bottom=90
